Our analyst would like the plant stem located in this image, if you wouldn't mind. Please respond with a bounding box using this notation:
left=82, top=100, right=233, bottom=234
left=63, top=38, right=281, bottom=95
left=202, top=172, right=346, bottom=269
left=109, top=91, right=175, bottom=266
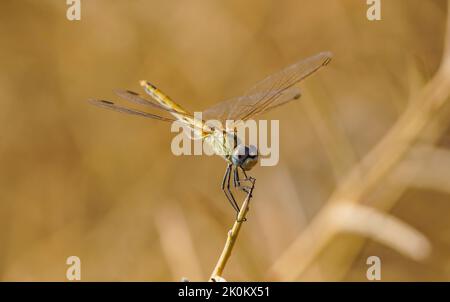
left=210, top=179, right=256, bottom=281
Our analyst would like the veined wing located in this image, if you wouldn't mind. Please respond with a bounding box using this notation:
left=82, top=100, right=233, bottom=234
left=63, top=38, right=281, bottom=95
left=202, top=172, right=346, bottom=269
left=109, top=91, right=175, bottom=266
left=114, top=89, right=182, bottom=115
left=90, top=89, right=200, bottom=126
left=202, top=51, right=332, bottom=125
left=88, top=99, right=176, bottom=122
left=89, top=95, right=212, bottom=137
left=203, top=87, right=301, bottom=126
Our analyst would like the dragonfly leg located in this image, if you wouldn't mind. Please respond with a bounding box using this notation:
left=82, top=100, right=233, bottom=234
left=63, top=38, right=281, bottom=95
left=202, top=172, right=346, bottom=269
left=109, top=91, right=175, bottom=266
left=221, top=164, right=240, bottom=214
left=241, top=168, right=256, bottom=183
left=234, top=166, right=256, bottom=196
left=236, top=168, right=257, bottom=223
left=233, top=165, right=240, bottom=188
left=234, top=167, right=251, bottom=195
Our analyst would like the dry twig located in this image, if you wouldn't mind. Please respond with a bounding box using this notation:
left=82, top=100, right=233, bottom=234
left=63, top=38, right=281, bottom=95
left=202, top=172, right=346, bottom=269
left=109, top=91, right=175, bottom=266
left=210, top=178, right=256, bottom=281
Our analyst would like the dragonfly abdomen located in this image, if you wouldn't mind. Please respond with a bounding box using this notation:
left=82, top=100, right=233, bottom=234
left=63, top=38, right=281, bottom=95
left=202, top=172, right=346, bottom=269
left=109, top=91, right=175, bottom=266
left=140, top=80, right=207, bottom=132
left=140, top=80, right=187, bottom=115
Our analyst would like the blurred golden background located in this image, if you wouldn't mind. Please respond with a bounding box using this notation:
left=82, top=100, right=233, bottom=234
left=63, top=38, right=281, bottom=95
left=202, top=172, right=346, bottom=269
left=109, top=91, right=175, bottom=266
left=0, top=0, right=449, bottom=281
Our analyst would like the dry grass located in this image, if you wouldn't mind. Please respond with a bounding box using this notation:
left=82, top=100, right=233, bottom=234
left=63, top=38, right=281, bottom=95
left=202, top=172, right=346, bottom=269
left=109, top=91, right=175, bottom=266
left=270, top=2, right=450, bottom=280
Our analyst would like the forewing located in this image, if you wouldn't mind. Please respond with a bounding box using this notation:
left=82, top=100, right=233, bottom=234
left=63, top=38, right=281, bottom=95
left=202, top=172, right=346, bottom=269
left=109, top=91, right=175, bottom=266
left=202, top=51, right=332, bottom=123
left=202, top=87, right=301, bottom=125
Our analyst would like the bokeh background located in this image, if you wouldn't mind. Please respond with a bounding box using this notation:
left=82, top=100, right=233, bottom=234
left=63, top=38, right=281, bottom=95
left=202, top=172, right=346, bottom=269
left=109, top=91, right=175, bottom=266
left=0, top=0, right=449, bottom=281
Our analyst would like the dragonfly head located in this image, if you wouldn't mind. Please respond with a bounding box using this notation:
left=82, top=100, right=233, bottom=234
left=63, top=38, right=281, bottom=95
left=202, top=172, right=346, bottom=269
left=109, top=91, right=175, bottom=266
left=231, top=145, right=258, bottom=171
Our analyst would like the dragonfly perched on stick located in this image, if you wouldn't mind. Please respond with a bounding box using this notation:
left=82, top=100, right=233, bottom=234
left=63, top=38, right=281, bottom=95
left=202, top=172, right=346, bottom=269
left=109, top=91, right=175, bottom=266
left=89, top=51, right=332, bottom=216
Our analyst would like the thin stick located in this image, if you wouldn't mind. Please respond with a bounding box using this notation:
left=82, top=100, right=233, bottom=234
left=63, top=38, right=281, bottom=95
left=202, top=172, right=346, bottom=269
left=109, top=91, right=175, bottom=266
left=210, top=179, right=255, bottom=281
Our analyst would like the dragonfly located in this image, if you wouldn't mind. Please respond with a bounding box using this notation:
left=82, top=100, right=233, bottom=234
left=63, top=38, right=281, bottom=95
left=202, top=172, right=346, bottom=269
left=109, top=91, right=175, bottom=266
left=89, top=51, right=332, bottom=216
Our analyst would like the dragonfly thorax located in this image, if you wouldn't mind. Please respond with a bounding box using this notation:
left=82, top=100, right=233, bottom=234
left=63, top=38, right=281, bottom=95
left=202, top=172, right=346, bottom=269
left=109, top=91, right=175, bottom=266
left=231, top=145, right=258, bottom=171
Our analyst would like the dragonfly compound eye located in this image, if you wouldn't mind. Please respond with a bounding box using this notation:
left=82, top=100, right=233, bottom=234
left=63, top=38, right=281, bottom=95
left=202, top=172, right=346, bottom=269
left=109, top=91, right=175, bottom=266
left=231, top=145, right=258, bottom=170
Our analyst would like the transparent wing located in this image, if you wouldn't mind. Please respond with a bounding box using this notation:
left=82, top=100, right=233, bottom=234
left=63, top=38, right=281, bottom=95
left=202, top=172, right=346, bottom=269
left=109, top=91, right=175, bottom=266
left=88, top=99, right=176, bottom=122
left=202, top=51, right=332, bottom=124
left=114, top=89, right=186, bottom=116
left=203, top=87, right=301, bottom=124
